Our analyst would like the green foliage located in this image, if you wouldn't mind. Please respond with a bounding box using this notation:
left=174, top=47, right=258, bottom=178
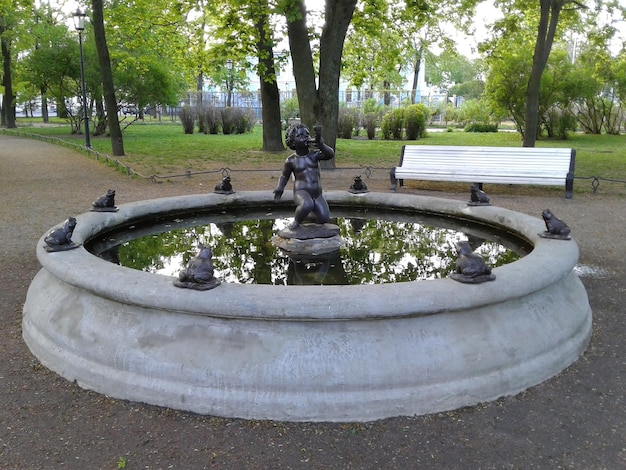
left=363, top=112, right=379, bottom=140
left=179, top=106, right=194, bottom=134
left=443, top=103, right=460, bottom=124
left=381, top=104, right=431, bottom=140
left=404, top=103, right=430, bottom=140
left=280, top=96, right=299, bottom=125
left=362, top=98, right=383, bottom=139
left=458, top=99, right=497, bottom=126
left=338, top=107, right=358, bottom=139
left=449, top=80, right=485, bottom=100
left=114, top=52, right=184, bottom=113
left=221, top=108, right=256, bottom=135
left=542, top=106, right=577, bottom=139
left=483, top=34, right=531, bottom=134
left=363, top=98, right=383, bottom=115
left=197, top=105, right=221, bottom=135
left=381, top=108, right=404, bottom=140
left=464, top=123, right=498, bottom=133
left=426, top=50, right=483, bottom=96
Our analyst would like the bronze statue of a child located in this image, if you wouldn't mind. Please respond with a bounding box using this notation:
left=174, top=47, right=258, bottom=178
left=274, top=124, right=335, bottom=230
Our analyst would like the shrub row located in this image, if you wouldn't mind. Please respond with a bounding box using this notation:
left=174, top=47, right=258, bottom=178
left=381, top=104, right=430, bottom=140
left=179, top=105, right=256, bottom=135
left=337, top=100, right=432, bottom=141
left=463, top=123, right=499, bottom=133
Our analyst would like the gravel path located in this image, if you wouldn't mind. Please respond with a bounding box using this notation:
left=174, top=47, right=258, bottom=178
left=1, top=134, right=624, bottom=469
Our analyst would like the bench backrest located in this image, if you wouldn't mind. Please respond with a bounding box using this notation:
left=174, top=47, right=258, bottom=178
left=392, top=145, right=576, bottom=198
left=399, top=146, right=575, bottom=179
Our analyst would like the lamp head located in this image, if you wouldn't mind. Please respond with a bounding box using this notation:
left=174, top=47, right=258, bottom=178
left=72, top=9, right=87, bottom=31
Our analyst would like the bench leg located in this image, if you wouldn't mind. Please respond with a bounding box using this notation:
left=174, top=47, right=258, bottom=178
left=390, top=168, right=398, bottom=191
left=565, top=174, right=574, bottom=199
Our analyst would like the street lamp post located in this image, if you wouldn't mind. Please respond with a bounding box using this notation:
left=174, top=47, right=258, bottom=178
left=73, top=9, right=91, bottom=148
left=226, top=59, right=233, bottom=107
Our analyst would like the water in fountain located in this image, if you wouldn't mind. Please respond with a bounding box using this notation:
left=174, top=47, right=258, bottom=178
left=87, top=207, right=530, bottom=285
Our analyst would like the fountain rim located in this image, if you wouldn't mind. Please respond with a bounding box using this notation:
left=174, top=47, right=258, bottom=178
left=36, top=190, right=579, bottom=321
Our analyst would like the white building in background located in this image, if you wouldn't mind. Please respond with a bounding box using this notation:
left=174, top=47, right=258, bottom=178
left=204, top=53, right=441, bottom=111
left=189, top=53, right=450, bottom=123
left=270, top=55, right=436, bottom=108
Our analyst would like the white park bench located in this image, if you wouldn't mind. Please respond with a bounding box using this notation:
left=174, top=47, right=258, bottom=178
left=390, top=145, right=576, bottom=199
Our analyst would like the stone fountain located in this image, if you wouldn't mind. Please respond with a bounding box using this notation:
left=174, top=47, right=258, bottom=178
left=22, top=189, right=591, bottom=422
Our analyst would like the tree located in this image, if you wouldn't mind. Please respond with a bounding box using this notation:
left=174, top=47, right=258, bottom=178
left=570, top=35, right=623, bottom=134
left=91, top=0, right=124, bottom=156
left=201, top=0, right=284, bottom=151
left=20, top=4, right=77, bottom=124
left=342, top=0, right=405, bottom=104
left=1, top=22, right=16, bottom=128
left=489, top=0, right=591, bottom=146
left=0, top=0, right=31, bottom=128
left=484, top=0, right=621, bottom=141
left=254, top=1, right=284, bottom=151
left=426, top=50, right=483, bottom=98
left=398, top=0, right=479, bottom=105
left=285, top=0, right=358, bottom=167
left=114, top=52, right=185, bottom=126
left=522, top=0, right=568, bottom=146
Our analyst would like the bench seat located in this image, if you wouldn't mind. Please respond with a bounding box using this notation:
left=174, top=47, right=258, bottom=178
left=390, top=145, right=576, bottom=198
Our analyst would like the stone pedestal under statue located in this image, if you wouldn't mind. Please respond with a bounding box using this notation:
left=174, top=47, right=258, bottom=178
left=271, top=223, right=343, bottom=255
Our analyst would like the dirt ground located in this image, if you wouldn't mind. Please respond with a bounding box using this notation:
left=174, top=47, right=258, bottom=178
left=1, top=134, right=624, bottom=469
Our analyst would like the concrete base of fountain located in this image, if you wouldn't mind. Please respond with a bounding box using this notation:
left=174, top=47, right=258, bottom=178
left=22, top=191, right=592, bottom=422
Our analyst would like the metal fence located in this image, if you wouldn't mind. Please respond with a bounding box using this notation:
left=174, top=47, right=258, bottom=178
left=167, top=89, right=454, bottom=121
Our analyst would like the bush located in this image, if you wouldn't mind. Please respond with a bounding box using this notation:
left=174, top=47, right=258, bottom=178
left=221, top=107, right=255, bottom=135
left=404, top=103, right=430, bottom=140
left=381, top=108, right=404, bottom=140
left=362, top=98, right=383, bottom=140
left=459, top=98, right=494, bottom=125
left=179, top=106, right=194, bottom=134
left=363, top=112, right=379, bottom=139
left=338, top=107, right=357, bottom=139
left=463, top=123, right=499, bottom=132
left=198, top=105, right=221, bottom=134
left=363, top=98, right=383, bottom=115
left=543, top=106, right=576, bottom=139
left=281, top=96, right=299, bottom=128
left=243, top=108, right=257, bottom=133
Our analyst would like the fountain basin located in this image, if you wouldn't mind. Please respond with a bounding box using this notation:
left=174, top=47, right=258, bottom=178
left=22, top=191, right=592, bottom=422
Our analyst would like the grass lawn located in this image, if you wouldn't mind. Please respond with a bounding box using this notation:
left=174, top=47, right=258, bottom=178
left=11, top=119, right=626, bottom=185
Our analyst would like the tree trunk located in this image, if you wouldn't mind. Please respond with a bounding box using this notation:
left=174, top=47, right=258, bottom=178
left=93, top=96, right=107, bottom=136
left=411, top=58, right=420, bottom=104
left=523, top=0, right=563, bottom=147
left=256, top=10, right=284, bottom=152
left=91, top=0, right=125, bottom=156
left=1, top=33, right=16, bottom=128
left=287, top=0, right=356, bottom=168
left=316, top=0, right=357, bottom=167
left=41, top=91, right=49, bottom=123
left=286, top=0, right=317, bottom=129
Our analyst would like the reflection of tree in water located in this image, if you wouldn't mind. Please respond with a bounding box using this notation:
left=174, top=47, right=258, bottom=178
left=339, top=218, right=458, bottom=283
left=107, top=216, right=520, bottom=285
left=339, top=219, right=519, bottom=283
left=115, top=226, right=203, bottom=272
left=211, top=219, right=288, bottom=285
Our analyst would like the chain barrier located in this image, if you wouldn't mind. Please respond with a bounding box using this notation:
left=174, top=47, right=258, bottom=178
left=1, top=128, right=623, bottom=194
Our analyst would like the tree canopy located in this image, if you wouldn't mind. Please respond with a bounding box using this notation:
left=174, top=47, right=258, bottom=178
left=3, top=0, right=626, bottom=147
